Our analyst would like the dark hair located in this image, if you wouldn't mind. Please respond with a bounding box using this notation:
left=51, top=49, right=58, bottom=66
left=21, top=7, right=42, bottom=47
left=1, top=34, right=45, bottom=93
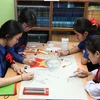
left=73, top=17, right=99, bottom=35
left=96, top=25, right=100, bottom=35
left=0, top=20, right=23, bottom=39
left=18, top=8, right=36, bottom=27
left=86, top=34, right=100, bottom=54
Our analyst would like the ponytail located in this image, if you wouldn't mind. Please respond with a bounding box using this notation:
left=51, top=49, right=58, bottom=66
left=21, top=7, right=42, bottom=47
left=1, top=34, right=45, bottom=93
left=89, top=17, right=100, bottom=34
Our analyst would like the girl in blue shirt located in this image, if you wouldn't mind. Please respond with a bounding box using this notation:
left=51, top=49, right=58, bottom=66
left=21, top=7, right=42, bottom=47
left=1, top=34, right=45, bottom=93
left=0, top=20, right=33, bottom=87
left=59, top=17, right=100, bottom=71
left=7, top=8, right=36, bottom=64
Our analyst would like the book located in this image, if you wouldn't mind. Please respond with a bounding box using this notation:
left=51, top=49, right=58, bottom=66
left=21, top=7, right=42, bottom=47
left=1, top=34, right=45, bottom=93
left=0, top=83, right=17, bottom=96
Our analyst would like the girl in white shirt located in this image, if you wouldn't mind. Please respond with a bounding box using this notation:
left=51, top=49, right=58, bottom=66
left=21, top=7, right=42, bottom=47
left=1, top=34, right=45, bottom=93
left=75, top=35, right=100, bottom=99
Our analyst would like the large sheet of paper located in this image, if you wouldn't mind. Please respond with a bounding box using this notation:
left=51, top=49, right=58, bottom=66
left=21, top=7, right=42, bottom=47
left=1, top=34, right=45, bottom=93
left=18, top=55, right=88, bottom=100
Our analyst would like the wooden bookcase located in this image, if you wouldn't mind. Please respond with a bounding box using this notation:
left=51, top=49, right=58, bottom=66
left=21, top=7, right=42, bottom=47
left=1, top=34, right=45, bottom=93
left=14, top=0, right=100, bottom=42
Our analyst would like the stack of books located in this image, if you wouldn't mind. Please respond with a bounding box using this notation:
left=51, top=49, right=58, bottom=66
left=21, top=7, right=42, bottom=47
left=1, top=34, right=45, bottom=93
left=52, top=2, right=84, bottom=28
left=87, top=3, right=100, bottom=24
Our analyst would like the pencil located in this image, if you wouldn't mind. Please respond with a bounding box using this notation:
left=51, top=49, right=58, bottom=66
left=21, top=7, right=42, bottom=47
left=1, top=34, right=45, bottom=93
left=38, top=50, right=48, bottom=55
left=69, top=75, right=76, bottom=78
left=69, top=73, right=77, bottom=78
left=24, top=70, right=28, bottom=73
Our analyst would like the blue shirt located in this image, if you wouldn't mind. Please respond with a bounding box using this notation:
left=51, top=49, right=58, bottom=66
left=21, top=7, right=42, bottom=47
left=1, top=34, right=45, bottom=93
left=78, top=34, right=94, bottom=59
left=7, top=32, right=28, bottom=63
left=0, top=45, right=8, bottom=77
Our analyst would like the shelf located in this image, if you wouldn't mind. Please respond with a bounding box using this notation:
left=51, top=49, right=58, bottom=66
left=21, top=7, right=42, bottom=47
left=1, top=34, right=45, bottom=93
left=88, top=9, right=100, bottom=11
left=31, top=27, right=74, bottom=31
left=17, top=0, right=100, bottom=2
left=17, top=0, right=44, bottom=1
left=15, top=0, right=100, bottom=41
left=31, top=27, right=50, bottom=31
left=51, top=27, right=74, bottom=31
left=60, top=0, right=100, bottom=2
left=17, top=5, right=50, bottom=8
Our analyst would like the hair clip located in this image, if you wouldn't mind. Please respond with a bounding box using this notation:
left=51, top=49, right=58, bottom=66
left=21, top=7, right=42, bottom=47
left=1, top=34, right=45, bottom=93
left=89, top=17, right=99, bottom=27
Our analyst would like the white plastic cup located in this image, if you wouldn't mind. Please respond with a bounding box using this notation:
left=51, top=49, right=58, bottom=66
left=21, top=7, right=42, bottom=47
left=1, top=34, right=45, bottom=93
left=61, top=38, right=69, bottom=50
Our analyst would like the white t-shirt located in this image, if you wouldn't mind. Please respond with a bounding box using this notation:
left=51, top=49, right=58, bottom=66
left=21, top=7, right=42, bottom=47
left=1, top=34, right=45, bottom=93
left=85, top=69, right=100, bottom=99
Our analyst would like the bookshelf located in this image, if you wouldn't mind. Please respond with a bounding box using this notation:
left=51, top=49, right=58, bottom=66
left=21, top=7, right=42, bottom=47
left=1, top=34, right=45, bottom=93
left=14, top=0, right=100, bottom=42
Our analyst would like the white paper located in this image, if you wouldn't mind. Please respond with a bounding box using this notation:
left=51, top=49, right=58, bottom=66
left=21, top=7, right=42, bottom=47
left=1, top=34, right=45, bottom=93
left=18, top=55, right=88, bottom=100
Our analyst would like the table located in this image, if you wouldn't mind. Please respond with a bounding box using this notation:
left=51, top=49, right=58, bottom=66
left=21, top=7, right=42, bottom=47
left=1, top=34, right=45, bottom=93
left=0, top=42, right=96, bottom=100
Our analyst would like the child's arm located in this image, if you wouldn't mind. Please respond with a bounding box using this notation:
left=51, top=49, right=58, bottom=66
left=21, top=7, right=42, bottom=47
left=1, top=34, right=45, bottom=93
left=81, top=57, right=88, bottom=65
left=67, top=46, right=81, bottom=54
left=81, top=50, right=89, bottom=65
left=18, top=52, right=26, bottom=58
left=11, top=63, right=23, bottom=75
left=7, top=46, right=24, bottom=63
left=74, top=68, right=91, bottom=78
left=87, top=73, right=95, bottom=81
left=59, top=46, right=81, bottom=56
left=0, top=75, right=22, bottom=87
left=0, top=72, right=34, bottom=87
left=23, top=58, right=35, bottom=65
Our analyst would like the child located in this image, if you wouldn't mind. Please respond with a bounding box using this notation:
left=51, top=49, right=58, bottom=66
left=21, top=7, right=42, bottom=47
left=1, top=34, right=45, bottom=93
left=7, top=8, right=36, bottom=65
left=74, top=35, right=100, bottom=99
left=0, top=20, right=33, bottom=87
left=59, top=17, right=100, bottom=71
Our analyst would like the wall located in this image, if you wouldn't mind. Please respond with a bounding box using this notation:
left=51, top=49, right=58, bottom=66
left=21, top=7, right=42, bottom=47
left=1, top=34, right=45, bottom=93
left=0, top=0, right=14, bottom=26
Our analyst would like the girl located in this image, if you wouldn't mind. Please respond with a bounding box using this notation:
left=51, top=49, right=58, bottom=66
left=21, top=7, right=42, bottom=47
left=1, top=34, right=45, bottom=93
left=59, top=17, right=100, bottom=71
left=7, top=8, right=36, bottom=64
left=74, top=35, right=100, bottom=99
left=0, top=20, right=33, bottom=87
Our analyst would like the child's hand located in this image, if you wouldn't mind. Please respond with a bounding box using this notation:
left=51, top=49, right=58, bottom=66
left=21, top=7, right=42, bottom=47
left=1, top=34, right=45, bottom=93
left=21, top=72, right=34, bottom=81
left=22, top=23, right=32, bottom=32
left=18, top=52, right=26, bottom=58
left=23, top=58, right=35, bottom=65
left=15, top=66, right=23, bottom=75
left=74, top=68, right=89, bottom=78
left=11, top=64, right=23, bottom=74
left=58, top=50, right=69, bottom=56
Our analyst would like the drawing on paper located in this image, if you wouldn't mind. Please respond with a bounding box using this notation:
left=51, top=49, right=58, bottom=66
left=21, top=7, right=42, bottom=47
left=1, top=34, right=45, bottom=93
left=60, top=56, right=72, bottom=67
left=45, top=57, right=61, bottom=71
left=30, top=58, right=47, bottom=68
left=33, top=57, right=61, bottom=84
left=27, top=56, right=75, bottom=84
left=64, top=59, right=72, bottom=66
left=34, top=69, right=61, bottom=84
